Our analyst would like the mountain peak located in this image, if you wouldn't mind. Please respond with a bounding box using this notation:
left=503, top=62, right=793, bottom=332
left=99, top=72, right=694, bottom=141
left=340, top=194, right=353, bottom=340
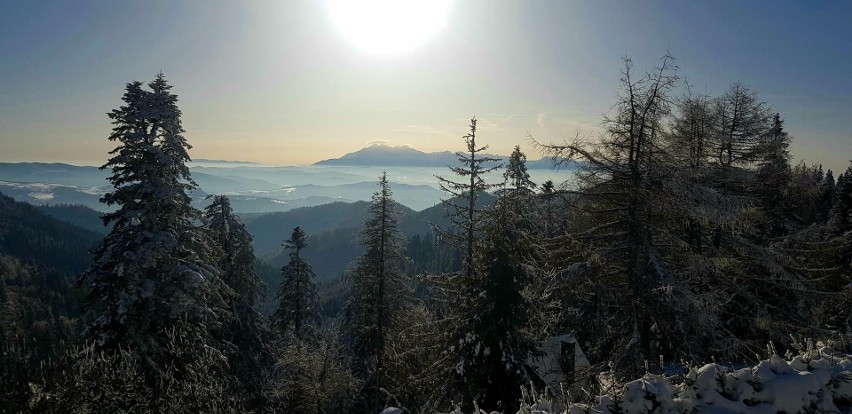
left=313, top=144, right=563, bottom=169
left=314, top=144, right=444, bottom=166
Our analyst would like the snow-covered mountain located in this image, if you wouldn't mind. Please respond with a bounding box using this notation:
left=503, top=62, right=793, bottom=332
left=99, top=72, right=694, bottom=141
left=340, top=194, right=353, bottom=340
left=314, top=143, right=563, bottom=169
left=314, top=144, right=460, bottom=167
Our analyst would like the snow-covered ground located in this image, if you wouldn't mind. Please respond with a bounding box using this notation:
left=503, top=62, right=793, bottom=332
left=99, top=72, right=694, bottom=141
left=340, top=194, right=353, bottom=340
left=391, top=347, right=851, bottom=414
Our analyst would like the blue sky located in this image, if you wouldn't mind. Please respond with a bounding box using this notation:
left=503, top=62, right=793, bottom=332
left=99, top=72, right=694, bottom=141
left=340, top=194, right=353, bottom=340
left=0, top=0, right=849, bottom=172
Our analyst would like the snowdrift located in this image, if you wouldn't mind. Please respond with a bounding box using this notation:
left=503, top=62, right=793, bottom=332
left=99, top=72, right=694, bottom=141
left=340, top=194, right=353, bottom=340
left=392, top=348, right=851, bottom=414
left=557, top=349, right=850, bottom=414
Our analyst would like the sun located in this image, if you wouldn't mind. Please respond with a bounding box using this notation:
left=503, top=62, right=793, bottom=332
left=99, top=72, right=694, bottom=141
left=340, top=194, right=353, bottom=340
left=326, top=0, right=451, bottom=57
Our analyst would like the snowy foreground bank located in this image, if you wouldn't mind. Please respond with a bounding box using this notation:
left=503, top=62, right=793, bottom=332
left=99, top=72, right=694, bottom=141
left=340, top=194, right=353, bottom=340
left=384, top=348, right=852, bottom=414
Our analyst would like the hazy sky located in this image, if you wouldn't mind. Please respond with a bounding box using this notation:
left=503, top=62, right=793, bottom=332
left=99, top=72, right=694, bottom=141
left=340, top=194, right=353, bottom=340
left=1, top=1, right=850, bottom=172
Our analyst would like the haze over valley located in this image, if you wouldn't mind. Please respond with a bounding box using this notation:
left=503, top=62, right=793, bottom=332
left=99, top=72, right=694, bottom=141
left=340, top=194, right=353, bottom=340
left=0, top=144, right=569, bottom=212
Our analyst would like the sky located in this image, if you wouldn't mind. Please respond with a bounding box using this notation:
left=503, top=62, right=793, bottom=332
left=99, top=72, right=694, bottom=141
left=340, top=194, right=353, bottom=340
left=0, top=0, right=850, bottom=172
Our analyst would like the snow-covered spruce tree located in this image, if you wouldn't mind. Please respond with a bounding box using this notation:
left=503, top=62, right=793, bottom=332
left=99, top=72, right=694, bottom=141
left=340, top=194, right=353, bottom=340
left=341, top=172, right=411, bottom=414
left=272, top=226, right=321, bottom=342
left=664, top=88, right=724, bottom=253
left=78, top=73, right=229, bottom=382
left=497, top=147, right=566, bottom=342
left=203, top=195, right=271, bottom=398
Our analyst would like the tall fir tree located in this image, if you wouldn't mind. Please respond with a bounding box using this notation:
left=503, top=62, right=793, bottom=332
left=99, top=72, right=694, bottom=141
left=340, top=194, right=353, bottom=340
left=817, top=169, right=837, bottom=223
left=435, top=117, right=502, bottom=283
left=829, top=164, right=852, bottom=335
left=342, top=172, right=410, bottom=413
left=203, top=195, right=271, bottom=397
left=833, top=164, right=852, bottom=235
left=434, top=118, right=533, bottom=411
left=78, top=73, right=228, bottom=375
left=839, top=166, right=852, bottom=335
left=272, top=226, right=321, bottom=342
left=537, top=179, right=566, bottom=238
left=449, top=150, right=542, bottom=412
left=497, top=145, right=538, bottom=241
left=755, top=113, right=793, bottom=237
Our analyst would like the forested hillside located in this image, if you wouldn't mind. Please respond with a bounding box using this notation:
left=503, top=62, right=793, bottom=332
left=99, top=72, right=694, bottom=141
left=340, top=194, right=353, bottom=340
left=36, top=204, right=109, bottom=234
left=0, top=194, right=102, bottom=274
left=250, top=195, right=494, bottom=282
left=0, top=193, right=102, bottom=410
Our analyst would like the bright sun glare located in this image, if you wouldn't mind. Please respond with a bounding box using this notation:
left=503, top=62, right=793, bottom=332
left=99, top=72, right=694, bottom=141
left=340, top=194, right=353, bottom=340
left=326, top=0, right=451, bottom=57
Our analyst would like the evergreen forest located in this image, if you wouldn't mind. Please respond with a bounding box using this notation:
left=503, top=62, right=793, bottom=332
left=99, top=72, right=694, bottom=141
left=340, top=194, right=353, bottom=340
left=1, top=57, right=851, bottom=414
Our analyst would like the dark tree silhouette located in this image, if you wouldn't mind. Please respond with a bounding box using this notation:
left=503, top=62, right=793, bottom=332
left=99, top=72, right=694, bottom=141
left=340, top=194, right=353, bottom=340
left=342, top=172, right=410, bottom=413
left=273, top=226, right=321, bottom=342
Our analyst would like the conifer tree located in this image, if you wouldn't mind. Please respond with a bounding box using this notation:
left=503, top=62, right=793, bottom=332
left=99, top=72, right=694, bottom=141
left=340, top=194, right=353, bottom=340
left=831, top=164, right=852, bottom=290
left=503, top=145, right=536, bottom=194
left=342, top=172, right=410, bottom=413
left=78, top=73, right=228, bottom=375
left=457, top=177, right=539, bottom=413
left=817, top=169, right=836, bottom=223
left=497, top=145, right=538, bottom=240
left=833, top=165, right=852, bottom=335
left=435, top=117, right=502, bottom=282
left=833, top=164, right=852, bottom=235
left=273, top=226, right=321, bottom=342
left=434, top=118, right=535, bottom=411
left=203, top=195, right=271, bottom=396
left=537, top=179, right=565, bottom=238
left=755, top=113, right=793, bottom=237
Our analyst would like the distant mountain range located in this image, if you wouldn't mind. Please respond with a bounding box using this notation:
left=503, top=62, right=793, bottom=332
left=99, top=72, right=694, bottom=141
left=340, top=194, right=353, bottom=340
left=0, top=164, right=447, bottom=213
left=0, top=162, right=105, bottom=187
left=314, top=144, right=563, bottom=169
left=0, top=144, right=569, bottom=213
left=192, top=159, right=260, bottom=165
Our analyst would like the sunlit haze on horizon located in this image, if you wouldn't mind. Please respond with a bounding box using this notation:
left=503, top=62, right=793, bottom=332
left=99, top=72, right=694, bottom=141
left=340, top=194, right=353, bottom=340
left=0, top=1, right=850, bottom=172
